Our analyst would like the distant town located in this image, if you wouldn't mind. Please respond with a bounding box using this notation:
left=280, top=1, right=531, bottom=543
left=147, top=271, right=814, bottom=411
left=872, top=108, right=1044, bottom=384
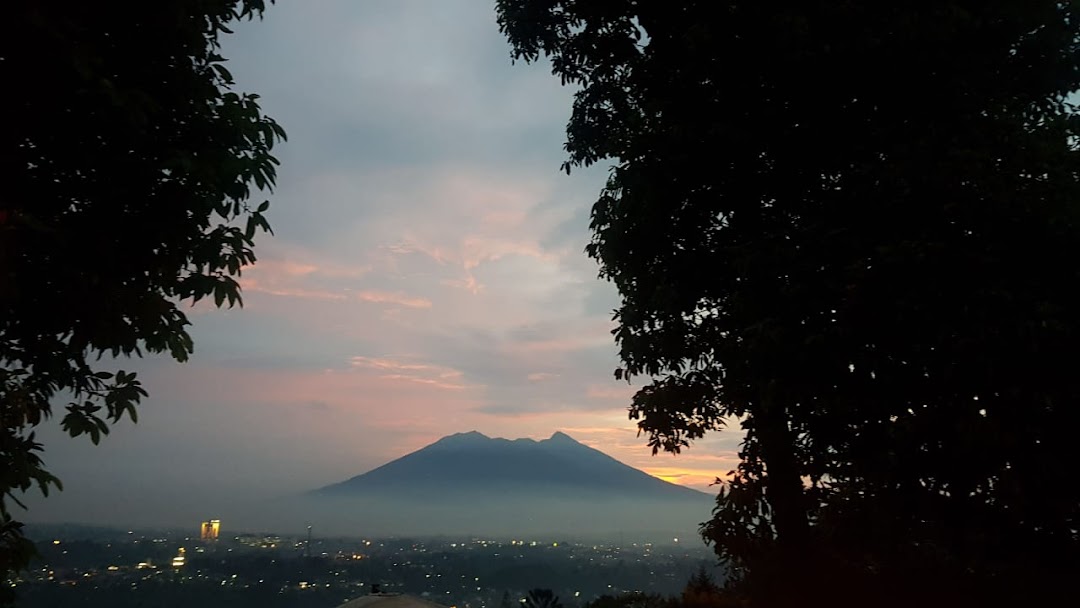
left=13, top=521, right=719, bottom=608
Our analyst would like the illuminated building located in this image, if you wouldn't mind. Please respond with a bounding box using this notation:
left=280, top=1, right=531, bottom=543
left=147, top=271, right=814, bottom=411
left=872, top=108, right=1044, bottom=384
left=200, top=519, right=220, bottom=540
left=171, top=547, right=186, bottom=568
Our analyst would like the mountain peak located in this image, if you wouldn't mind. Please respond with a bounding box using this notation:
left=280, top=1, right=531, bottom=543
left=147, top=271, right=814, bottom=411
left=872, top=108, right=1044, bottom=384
left=456, top=430, right=489, bottom=440
left=432, top=431, right=490, bottom=446
left=545, top=431, right=578, bottom=444
left=431, top=430, right=581, bottom=447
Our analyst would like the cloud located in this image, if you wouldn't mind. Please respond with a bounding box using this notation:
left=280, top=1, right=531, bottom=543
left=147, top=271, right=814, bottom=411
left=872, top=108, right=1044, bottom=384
left=586, top=383, right=637, bottom=401
left=233, top=246, right=376, bottom=303
left=239, top=278, right=348, bottom=301
left=305, top=400, right=333, bottom=411
left=355, top=290, right=432, bottom=309
left=350, top=355, right=475, bottom=391
left=442, top=274, right=483, bottom=294
left=272, top=260, right=319, bottom=276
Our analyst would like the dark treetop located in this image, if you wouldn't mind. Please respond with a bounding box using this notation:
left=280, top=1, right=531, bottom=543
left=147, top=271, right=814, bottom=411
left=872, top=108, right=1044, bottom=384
left=498, top=1, right=1080, bottom=606
left=1, top=1, right=283, bottom=599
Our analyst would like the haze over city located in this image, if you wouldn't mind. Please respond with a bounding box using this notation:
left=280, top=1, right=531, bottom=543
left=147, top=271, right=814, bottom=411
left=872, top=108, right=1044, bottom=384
left=18, top=0, right=738, bottom=532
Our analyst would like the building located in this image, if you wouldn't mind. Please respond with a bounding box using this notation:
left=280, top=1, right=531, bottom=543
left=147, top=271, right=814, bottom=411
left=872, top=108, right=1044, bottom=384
left=200, top=519, right=220, bottom=540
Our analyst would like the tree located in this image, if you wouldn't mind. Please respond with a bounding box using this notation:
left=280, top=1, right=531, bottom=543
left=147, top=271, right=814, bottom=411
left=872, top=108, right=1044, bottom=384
left=682, top=567, right=739, bottom=608
left=586, top=592, right=678, bottom=608
left=681, top=567, right=724, bottom=608
left=525, top=588, right=563, bottom=608
left=684, top=566, right=719, bottom=596
left=1, top=0, right=283, bottom=597
left=499, top=1, right=1080, bottom=605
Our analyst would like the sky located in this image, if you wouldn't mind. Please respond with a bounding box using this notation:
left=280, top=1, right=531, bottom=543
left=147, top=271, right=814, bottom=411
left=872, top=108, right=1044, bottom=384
left=23, top=0, right=742, bottom=531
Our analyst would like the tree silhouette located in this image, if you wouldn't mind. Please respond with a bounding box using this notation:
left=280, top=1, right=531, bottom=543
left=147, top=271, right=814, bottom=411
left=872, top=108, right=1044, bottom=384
left=525, top=588, right=563, bottom=608
left=684, top=567, right=718, bottom=596
left=0, top=1, right=283, bottom=599
left=682, top=567, right=734, bottom=608
left=585, top=592, right=677, bottom=608
left=498, top=1, right=1080, bottom=605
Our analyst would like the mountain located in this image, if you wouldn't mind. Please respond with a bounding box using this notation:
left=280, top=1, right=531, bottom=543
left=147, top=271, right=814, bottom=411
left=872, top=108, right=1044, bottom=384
left=314, top=431, right=708, bottom=500
left=300, top=431, right=713, bottom=539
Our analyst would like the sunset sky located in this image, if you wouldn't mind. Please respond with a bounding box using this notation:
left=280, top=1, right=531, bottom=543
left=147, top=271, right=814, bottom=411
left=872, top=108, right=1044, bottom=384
left=24, top=0, right=741, bottom=529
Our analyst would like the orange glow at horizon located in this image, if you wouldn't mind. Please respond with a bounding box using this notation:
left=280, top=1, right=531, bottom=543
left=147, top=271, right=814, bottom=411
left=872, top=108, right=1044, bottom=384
left=642, top=466, right=726, bottom=491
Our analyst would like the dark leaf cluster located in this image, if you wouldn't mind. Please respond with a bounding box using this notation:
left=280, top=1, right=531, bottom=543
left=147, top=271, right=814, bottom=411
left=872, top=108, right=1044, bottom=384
left=499, top=1, right=1080, bottom=605
left=0, top=0, right=283, bottom=597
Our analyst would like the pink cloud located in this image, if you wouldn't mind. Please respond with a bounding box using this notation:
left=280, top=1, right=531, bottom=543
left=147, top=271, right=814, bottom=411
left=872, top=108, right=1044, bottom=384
left=460, top=235, right=557, bottom=270
left=233, top=249, right=374, bottom=303
left=355, top=290, right=432, bottom=309
left=239, top=277, right=348, bottom=301
left=274, top=260, right=319, bottom=276
left=382, top=240, right=451, bottom=265
left=440, top=274, right=483, bottom=294
left=350, top=355, right=475, bottom=391
left=527, top=372, right=559, bottom=382
left=507, top=334, right=612, bottom=354
left=586, top=383, right=637, bottom=401
left=250, top=251, right=372, bottom=281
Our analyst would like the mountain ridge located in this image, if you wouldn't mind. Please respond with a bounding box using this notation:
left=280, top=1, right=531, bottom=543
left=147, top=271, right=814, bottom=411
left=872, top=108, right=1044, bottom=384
left=301, top=430, right=712, bottom=537
left=313, top=430, right=709, bottom=500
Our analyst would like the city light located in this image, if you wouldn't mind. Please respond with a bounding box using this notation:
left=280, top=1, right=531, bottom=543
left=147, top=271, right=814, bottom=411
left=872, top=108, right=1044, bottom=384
left=200, top=519, right=221, bottom=541
left=171, top=547, right=186, bottom=568
left=23, top=532, right=713, bottom=603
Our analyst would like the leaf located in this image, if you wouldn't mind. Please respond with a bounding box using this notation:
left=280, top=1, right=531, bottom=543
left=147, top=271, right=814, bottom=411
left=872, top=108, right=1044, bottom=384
left=213, top=63, right=234, bottom=83
left=1, top=0, right=287, bottom=583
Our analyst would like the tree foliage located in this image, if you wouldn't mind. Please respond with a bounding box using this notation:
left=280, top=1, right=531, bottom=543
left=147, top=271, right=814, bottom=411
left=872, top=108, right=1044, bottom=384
left=585, top=592, right=680, bottom=608
left=0, top=0, right=283, bottom=596
left=499, top=1, right=1080, bottom=605
left=681, top=567, right=729, bottom=608
left=525, top=588, right=564, bottom=608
